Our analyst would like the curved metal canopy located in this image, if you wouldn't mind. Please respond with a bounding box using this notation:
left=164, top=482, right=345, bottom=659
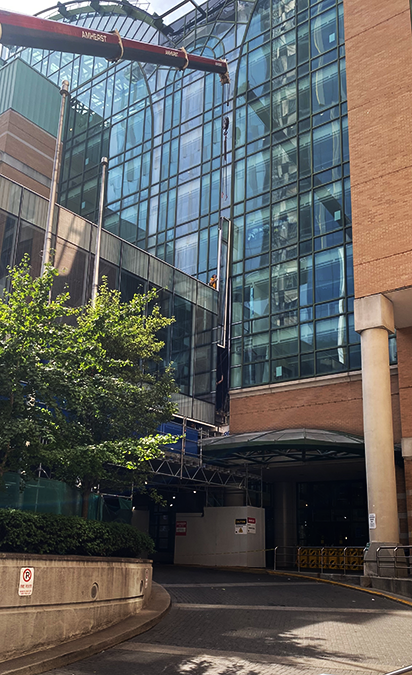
left=202, top=428, right=366, bottom=466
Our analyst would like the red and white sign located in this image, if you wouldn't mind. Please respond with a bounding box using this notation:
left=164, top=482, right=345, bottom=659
left=176, top=521, right=187, bottom=536
left=247, top=517, right=256, bottom=534
left=19, top=567, right=34, bottom=596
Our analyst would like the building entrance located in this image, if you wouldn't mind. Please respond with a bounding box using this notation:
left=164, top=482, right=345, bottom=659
left=297, top=480, right=368, bottom=547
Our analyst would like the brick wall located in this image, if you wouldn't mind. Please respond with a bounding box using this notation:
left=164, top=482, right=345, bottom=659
left=343, top=0, right=412, bottom=297
left=230, top=372, right=401, bottom=441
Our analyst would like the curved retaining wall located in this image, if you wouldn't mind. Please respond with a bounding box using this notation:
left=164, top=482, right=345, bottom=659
left=0, top=553, right=152, bottom=662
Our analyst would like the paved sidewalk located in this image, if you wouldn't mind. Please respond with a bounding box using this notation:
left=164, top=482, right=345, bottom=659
left=50, top=566, right=412, bottom=675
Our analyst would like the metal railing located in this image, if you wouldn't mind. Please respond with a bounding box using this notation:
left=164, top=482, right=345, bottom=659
left=273, top=545, right=412, bottom=578
left=273, top=545, right=365, bottom=574
left=383, top=666, right=412, bottom=675
left=375, top=545, right=412, bottom=577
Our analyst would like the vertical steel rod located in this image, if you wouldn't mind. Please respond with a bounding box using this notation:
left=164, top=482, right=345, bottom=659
left=91, top=157, right=109, bottom=307
left=41, top=80, right=70, bottom=275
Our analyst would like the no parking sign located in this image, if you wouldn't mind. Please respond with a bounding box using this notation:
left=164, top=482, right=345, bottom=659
left=18, top=567, right=34, bottom=596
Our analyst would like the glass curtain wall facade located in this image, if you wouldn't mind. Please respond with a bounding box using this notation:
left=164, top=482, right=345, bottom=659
left=6, top=0, right=395, bottom=392
left=0, top=174, right=217, bottom=422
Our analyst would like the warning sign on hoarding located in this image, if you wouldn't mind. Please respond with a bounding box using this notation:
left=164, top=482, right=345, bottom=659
left=235, top=518, right=247, bottom=534
left=19, top=567, right=34, bottom=596
left=176, top=521, right=187, bottom=536
left=247, top=517, right=256, bottom=534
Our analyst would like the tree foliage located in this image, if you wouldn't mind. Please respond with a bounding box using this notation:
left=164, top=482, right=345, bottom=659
left=0, top=257, right=178, bottom=515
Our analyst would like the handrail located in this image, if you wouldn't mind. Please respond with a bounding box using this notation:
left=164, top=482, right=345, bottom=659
left=383, top=666, right=412, bottom=675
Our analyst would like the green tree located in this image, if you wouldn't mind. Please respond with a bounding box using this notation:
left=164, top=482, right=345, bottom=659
left=0, top=258, right=177, bottom=516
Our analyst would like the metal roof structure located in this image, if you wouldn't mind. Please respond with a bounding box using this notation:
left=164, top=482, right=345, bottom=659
left=202, top=428, right=367, bottom=466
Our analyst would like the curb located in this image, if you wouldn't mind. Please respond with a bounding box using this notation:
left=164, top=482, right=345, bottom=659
left=0, top=583, right=171, bottom=675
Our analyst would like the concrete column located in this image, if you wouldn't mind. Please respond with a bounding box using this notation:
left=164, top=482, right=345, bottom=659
left=274, top=482, right=297, bottom=570
left=354, top=294, right=399, bottom=550
left=401, top=439, right=412, bottom=546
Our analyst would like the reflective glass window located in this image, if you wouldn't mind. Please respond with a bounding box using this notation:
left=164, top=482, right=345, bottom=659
left=299, top=255, right=313, bottom=305
left=311, top=8, right=337, bottom=58
left=175, top=233, right=198, bottom=276
left=126, top=110, right=144, bottom=150
left=248, top=0, right=270, bottom=39
left=272, top=197, right=298, bottom=248
left=314, top=181, right=342, bottom=235
left=247, top=149, right=270, bottom=198
left=316, top=315, right=346, bottom=349
left=312, top=62, right=339, bottom=113
left=176, top=179, right=200, bottom=225
left=272, top=259, right=298, bottom=313
left=313, top=120, right=341, bottom=172
left=273, top=30, right=296, bottom=76
left=272, top=325, right=298, bottom=357
left=314, top=246, right=345, bottom=302
left=249, top=44, right=271, bottom=88
left=245, top=207, right=270, bottom=257
left=273, top=83, right=296, bottom=130
left=244, top=268, right=270, bottom=318
left=248, top=92, right=270, bottom=141
left=272, top=138, right=297, bottom=187
left=180, top=128, right=202, bottom=172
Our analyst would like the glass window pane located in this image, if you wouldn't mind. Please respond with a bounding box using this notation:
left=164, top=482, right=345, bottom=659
left=244, top=333, right=270, bottom=362
left=314, top=181, right=342, bottom=235
left=299, top=131, right=311, bottom=177
left=181, top=79, right=205, bottom=122
left=313, top=120, right=341, bottom=172
left=272, top=197, right=298, bottom=248
left=248, top=0, right=270, bottom=39
left=299, top=255, right=313, bottom=305
left=272, top=326, right=298, bottom=358
left=249, top=44, right=271, bottom=87
left=316, top=316, right=346, bottom=349
left=272, top=138, right=297, bottom=187
left=273, top=30, right=296, bottom=76
left=273, top=83, right=296, bottom=130
left=299, top=192, right=312, bottom=239
left=175, top=233, right=198, bottom=276
left=176, top=179, right=200, bottom=224
left=244, top=268, right=270, bottom=318
left=272, top=355, right=298, bottom=380
left=298, top=75, right=310, bottom=118
left=316, top=347, right=347, bottom=374
left=311, top=8, right=337, bottom=58
left=126, top=110, right=144, bottom=150
left=180, top=128, right=202, bottom=172
left=243, top=361, right=270, bottom=386
left=314, top=246, right=345, bottom=303
left=298, top=22, right=309, bottom=64
left=245, top=207, right=270, bottom=257
left=300, top=322, right=313, bottom=353
left=272, top=259, right=298, bottom=313
left=247, top=149, right=270, bottom=198
left=232, top=275, right=243, bottom=322
left=273, top=0, right=295, bottom=27
left=248, top=92, right=270, bottom=141
left=312, top=62, right=339, bottom=113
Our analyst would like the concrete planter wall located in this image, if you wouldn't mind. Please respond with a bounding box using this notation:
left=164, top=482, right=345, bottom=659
left=0, top=553, right=152, bottom=662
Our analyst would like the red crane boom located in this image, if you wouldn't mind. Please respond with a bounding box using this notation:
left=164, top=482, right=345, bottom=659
left=0, top=10, right=230, bottom=83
